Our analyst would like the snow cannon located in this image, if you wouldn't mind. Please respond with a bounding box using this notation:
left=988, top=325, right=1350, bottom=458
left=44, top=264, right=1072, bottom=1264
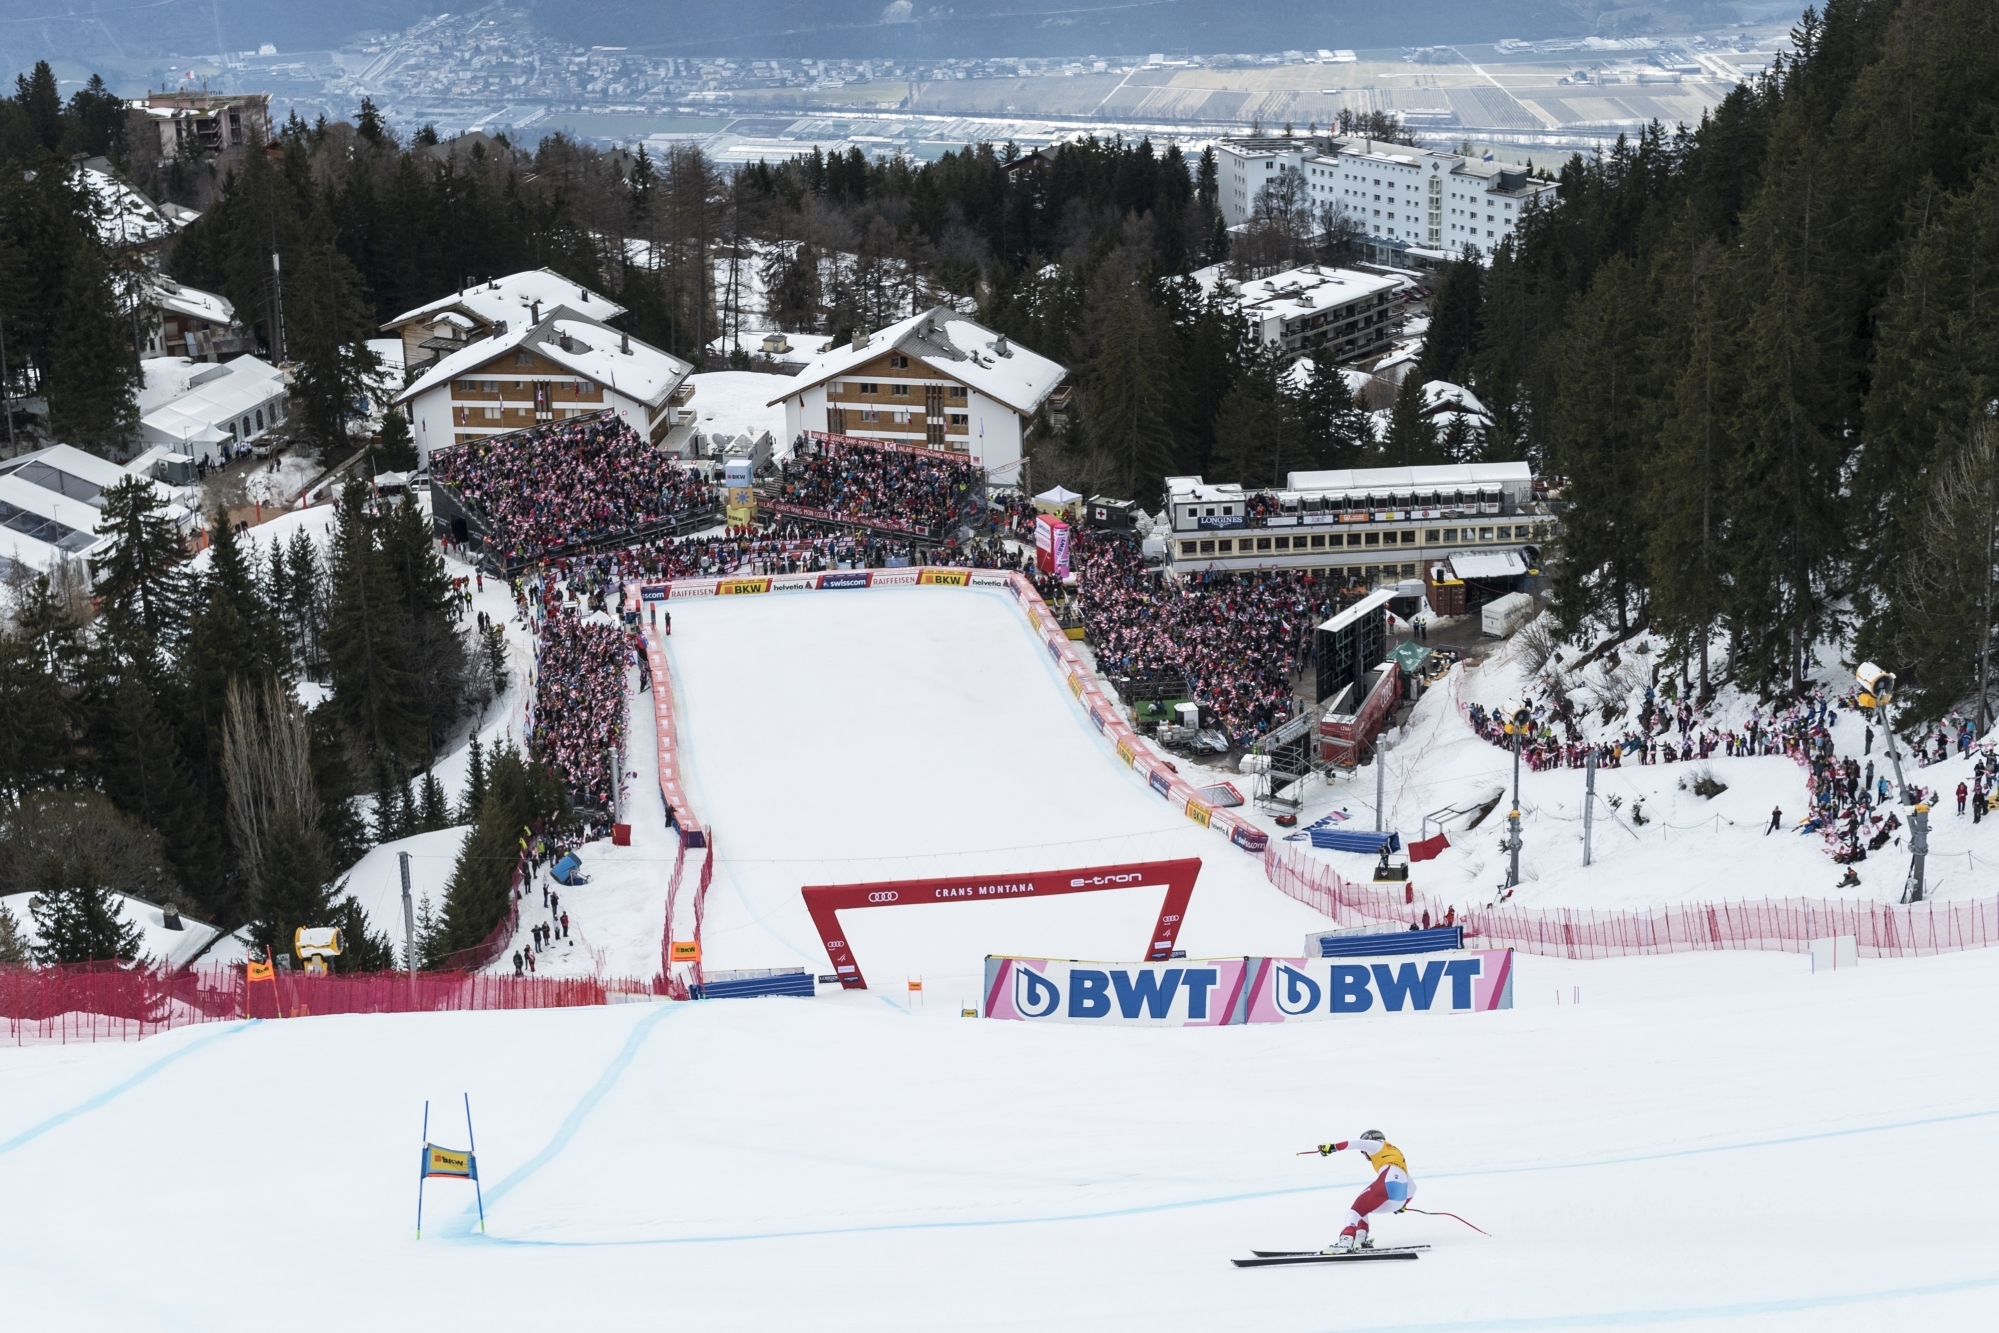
left=1500, top=701, right=1533, bottom=737
left=1855, top=663, right=1895, bottom=711
left=295, top=926, right=343, bottom=978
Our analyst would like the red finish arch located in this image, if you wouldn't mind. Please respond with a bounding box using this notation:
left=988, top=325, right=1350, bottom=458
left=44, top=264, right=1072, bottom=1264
left=802, top=858, right=1203, bottom=990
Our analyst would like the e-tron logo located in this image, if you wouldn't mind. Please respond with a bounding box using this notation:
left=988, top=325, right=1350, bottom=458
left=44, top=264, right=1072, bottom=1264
left=867, top=891, right=899, bottom=903
left=1014, top=967, right=1061, bottom=1018
left=1069, top=873, right=1143, bottom=887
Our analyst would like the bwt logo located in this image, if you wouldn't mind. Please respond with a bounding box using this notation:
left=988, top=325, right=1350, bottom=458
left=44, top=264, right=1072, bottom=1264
left=867, top=891, right=899, bottom=903
left=1070, top=873, right=1143, bottom=887
left=1276, top=959, right=1484, bottom=1014
left=1015, top=966, right=1222, bottom=1020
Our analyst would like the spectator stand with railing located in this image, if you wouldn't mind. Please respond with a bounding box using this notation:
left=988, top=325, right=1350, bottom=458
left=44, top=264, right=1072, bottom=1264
left=763, top=430, right=989, bottom=544
left=428, top=411, right=723, bottom=576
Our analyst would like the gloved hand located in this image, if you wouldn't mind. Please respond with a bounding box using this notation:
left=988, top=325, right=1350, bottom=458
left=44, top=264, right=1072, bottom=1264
left=1319, top=1142, right=1345, bottom=1156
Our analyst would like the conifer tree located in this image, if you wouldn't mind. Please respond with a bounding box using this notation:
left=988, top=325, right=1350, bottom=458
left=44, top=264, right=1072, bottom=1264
left=0, top=897, right=25, bottom=963
left=251, top=806, right=336, bottom=956
left=460, top=734, right=488, bottom=823
left=376, top=406, right=418, bottom=474
left=324, top=486, right=421, bottom=763
left=28, top=852, right=144, bottom=963
left=92, top=478, right=195, bottom=653
left=434, top=743, right=560, bottom=959
left=1382, top=372, right=1435, bottom=467
left=1085, top=288, right=1175, bottom=499
left=1210, top=344, right=1294, bottom=486
left=1293, top=355, right=1374, bottom=470
left=46, top=235, right=139, bottom=451
left=418, top=771, right=449, bottom=831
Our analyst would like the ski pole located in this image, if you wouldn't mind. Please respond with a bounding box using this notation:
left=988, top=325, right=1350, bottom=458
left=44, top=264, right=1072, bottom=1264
left=1400, top=1205, right=1491, bottom=1236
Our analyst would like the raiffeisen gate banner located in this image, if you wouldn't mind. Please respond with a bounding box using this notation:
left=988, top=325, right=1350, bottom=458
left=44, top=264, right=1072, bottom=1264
left=982, top=950, right=1512, bottom=1025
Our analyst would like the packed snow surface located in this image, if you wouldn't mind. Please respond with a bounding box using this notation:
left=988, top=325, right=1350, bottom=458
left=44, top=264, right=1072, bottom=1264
left=652, top=586, right=1330, bottom=995
left=2, top=948, right=1994, bottom=1329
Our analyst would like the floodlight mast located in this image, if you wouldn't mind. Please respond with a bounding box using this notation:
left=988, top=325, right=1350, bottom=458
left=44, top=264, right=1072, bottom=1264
left=1855, top=662, right=1928, bottom=904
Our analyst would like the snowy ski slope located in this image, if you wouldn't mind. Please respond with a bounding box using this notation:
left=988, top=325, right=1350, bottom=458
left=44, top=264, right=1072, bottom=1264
left=656, top=585, right=1329, bottom=995
left=1, top=947, right=1994, bottom=1329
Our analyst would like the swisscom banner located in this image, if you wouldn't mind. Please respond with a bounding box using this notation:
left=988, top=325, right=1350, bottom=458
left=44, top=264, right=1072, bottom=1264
left=983, top=951, right=1512, bottom=1026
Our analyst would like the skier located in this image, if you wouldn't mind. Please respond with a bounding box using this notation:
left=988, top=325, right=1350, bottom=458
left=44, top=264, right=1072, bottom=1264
left=1315, top=1130, right=1413, bottom=1252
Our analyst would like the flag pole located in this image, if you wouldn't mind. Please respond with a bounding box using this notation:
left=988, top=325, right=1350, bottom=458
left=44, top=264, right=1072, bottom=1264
left=416, top=1100, right=430, bottom=1239
left=464, top=1092, right=486, bottom=1233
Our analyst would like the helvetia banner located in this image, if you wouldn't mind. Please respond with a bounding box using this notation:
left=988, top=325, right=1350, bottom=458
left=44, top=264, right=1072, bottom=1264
left=984, top=951, right=1512, bottom=1026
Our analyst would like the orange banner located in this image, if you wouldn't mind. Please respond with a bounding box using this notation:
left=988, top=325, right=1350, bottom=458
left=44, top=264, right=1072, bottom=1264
left=669, top=940, right=701, bottom=962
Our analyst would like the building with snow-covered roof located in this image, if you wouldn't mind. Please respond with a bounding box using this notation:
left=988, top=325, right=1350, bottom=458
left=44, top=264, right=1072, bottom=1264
left=393, top=307, right=693, bottom=468
left=383, top=270, right=628, bottom=373
left=0, top=444, right=187, bottom=580
left=1160, top=462, right=1555, bottom=582
left=767, top=307, right=1067, bottom=484
left=140, top=276, right=253, bottom=362
left=1193, top=262, right=1407, bottom=363
left=137, top=356, right=289, bottom=462
left=1216, top=135, right=1557, bottom=266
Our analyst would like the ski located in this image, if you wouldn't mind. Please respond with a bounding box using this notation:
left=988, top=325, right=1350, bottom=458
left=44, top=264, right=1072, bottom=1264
left=1249, top=1246, right=1429, bottom=1258
left=1233, top=1247, right=1426, bottom=1268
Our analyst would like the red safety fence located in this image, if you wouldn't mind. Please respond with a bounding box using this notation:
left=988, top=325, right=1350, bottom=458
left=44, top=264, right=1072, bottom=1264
left=1262, top=843, right=1999, bottom=960
left=0, top=962, right=647, bottom=1045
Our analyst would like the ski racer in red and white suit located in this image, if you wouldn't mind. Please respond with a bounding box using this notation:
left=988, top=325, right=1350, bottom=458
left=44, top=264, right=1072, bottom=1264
left=1317, top=1130, right=1413, bottom=1251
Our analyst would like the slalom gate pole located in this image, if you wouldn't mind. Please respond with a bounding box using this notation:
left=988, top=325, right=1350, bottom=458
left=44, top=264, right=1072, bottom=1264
left=1400, top=1206, right=1490, bottom=1236
left=416, top=1100, right=430, bottom=1239
left=465, top=1092, right=485, bottom=1234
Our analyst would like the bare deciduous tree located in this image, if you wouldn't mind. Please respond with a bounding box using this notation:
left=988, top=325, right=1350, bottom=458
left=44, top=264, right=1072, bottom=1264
left=223, top=677, right=318, bottom=891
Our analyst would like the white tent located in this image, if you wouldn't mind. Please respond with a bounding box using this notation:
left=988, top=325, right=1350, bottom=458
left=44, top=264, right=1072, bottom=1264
left=1033, top=485, right=1082, bottom=510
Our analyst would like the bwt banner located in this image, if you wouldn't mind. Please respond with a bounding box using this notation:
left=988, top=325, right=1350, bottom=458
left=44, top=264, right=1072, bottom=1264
left=983, top=950, right=1512, bottom=1025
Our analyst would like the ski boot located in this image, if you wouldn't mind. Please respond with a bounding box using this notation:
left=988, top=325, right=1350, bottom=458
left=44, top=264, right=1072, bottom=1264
left=1321, top=1233, right=1361, bottom=1255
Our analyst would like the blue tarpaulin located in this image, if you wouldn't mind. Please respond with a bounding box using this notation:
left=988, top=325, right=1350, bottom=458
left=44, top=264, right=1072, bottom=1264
left=1309, top=829, right=1402, bottom=854
left=1309, top=926, right=1465, bottom=958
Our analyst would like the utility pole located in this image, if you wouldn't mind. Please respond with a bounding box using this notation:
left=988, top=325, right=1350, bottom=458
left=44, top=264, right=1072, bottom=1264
left=1856, top=663, right=1927, bottom=904
left=1374, top=743, right=1385, bottom=832
left=0, top=308, right=13, bottom=453
left=1904, top=802, right=1931, bottom=905
left=399, top=851, right=415, bottom=974
left=1582, top=748, right=1596, bottom=868
left=270, top=250, right=286, bottom=363
left=1502, top=701, right=1530, bottom=891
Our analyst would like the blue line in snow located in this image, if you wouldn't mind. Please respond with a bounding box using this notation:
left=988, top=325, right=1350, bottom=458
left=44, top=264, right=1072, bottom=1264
left=465, top=1102, right=1999, bottom=1249
left=0, top=1022, right=256, bottom=1159
left=1313, top=1273, right=1999, bottom=1331
left=453, top=1003, right=677, bottom=1231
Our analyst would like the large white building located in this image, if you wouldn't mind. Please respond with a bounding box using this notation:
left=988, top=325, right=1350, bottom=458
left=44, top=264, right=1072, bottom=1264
left=1217, top=135, right=1557, bottom=266
left=768, top=308, right=1066, bottom=485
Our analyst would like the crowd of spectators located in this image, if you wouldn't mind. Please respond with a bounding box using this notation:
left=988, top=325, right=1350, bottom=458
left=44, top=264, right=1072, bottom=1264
left=528, top=607, right=630, bottom=812
left=433, top=416, right=714, bottom=563
left=1074, top=534, right=1341, bottom=747
left=1466, top=686, right=1999, bottom=865
left=775, top=435, right=983, bottom=535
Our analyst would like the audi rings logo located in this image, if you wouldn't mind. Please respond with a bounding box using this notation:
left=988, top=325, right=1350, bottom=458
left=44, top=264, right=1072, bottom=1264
left=867, top=891, right=899, bottom=904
